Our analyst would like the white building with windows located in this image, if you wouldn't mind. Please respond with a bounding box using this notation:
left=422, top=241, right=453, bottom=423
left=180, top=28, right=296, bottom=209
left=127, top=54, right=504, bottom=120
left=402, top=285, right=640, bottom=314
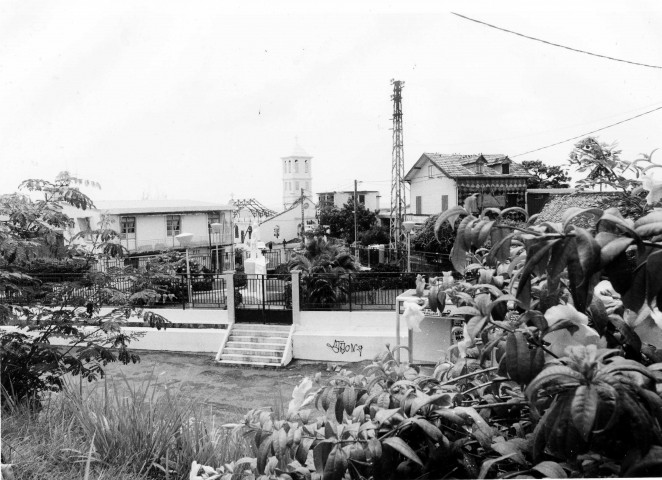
left=282, top=142, right=313, bottom=210
left=64, top=199, right=233, bottom=255
left=317, top=190, right=381, bottom=212
left=404, top=153, right=530, bottom=221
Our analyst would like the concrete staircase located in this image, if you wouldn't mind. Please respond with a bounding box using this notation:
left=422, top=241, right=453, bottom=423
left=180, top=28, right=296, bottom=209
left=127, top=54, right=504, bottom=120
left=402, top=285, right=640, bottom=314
left=216, top=323, right=294, bottom=367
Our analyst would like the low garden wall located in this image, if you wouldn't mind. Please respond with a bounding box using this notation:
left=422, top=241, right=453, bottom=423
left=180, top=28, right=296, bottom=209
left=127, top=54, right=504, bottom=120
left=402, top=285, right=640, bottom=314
left=293, top=310, right=462, bottom=364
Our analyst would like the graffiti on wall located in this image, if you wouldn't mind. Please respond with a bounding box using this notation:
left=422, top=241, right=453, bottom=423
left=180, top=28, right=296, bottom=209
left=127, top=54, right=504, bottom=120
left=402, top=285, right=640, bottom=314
left=326, top=339, right=363, bottom=357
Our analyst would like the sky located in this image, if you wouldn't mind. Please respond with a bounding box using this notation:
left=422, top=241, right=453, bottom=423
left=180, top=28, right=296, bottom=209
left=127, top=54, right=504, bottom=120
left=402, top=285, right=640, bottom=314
left=1, top=1, right=661, bottom=211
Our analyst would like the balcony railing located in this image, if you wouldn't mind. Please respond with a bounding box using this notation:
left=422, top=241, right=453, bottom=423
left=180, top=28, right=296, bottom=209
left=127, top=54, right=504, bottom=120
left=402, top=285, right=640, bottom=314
left=120, top=232, right=232, bottom=253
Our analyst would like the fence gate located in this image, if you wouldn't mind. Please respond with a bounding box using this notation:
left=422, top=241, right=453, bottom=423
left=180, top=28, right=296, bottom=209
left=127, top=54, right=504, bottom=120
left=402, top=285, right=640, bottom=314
left=235, top=274, right=293, bottom=324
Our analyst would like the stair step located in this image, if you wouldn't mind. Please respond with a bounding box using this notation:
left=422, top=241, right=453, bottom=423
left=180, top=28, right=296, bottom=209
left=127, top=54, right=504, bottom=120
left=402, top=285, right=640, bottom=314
left=220, top=353, right=281, bottom=363
left=223, top=347, right=284, bottom=357
left=226, top=341, right=286, bottom=350
left=216, top=359, right=282, bottom=368
left=229, top=334, right=289, bottom=343
left=231, top=330, right=290, bottom=338
left=233, top=323, right=291, bottom=331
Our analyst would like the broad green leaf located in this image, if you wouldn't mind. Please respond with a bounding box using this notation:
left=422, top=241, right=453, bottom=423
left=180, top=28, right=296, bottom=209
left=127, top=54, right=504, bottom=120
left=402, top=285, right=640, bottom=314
left=257, top=437, right=272, bottom=474
left=313, top=440, right=336, bottom=475
left=454, top=306, right=481, bottom=316
left=499, top=206, right=529, bottom=221
left=374, top=408, right=400, bottom=425
left=570, top=385, right=599, bottom=441
left=516, top=239, right=560, bottom=306
left=573, top=227, right=601, bottom=277
left=525, top=365, right=583, bottom=404
left=322, top=444, right=348, bottom=480
left=451, top=216, right=475, bottom=274
left=636, top=222, right=662, bottom=237
left=460, top=218, right=479, bottom=251
left=487, top=230, right=516, bottom=267
left=562, top=207, right=603, bottom=232
left=634, top=210, right=662, bottom=229
left=454, top=406, right=495, bottom=448
left=599, top=235, right=633, bottom=266
left=476, top=220, right=495, bottom=248
left=532, top=461, right=568, bottom=478
left=597, top=212, right=639, bottom=241
left=434, top=205, right=467, bottom=234
left=365, top=438, right=382, bottom=462
left=382, top=437, right=424, bottom=467
left=409, top=393, right=451, bottom=416
left=491, top=438, right=529, bottom=465
left=622, top=261, right=647, bottom=312
left=412, top=417, right=444, bottom=442
left=469, top=219, right=489, bottom=248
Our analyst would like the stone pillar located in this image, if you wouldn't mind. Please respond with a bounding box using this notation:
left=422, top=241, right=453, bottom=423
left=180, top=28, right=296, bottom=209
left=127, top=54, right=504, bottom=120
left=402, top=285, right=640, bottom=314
left=291, top=270, right=301, bottom=326
left=224, top=273, right=235, bottom=324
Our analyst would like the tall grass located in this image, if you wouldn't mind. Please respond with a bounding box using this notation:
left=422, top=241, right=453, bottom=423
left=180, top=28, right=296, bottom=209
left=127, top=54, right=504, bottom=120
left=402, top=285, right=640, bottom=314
left=2, top=373, right=253, bottom=479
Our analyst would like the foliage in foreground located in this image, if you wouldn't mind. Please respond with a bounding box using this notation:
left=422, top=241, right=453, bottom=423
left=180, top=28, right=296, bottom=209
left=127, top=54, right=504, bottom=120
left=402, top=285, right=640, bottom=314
left=196, top=146, right=662, bottom=478
left=1, top=173, right=169, bottom=410
left=1, top=375, right=251, bottom=480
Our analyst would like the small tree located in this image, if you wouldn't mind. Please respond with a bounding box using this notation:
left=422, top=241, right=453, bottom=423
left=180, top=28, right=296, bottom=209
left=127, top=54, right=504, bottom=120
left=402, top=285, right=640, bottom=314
left=1, top=173, right=166, bottom=410
left=521, top=160, right=572, bottom=188
left=318, top=200, right=378, bottom=243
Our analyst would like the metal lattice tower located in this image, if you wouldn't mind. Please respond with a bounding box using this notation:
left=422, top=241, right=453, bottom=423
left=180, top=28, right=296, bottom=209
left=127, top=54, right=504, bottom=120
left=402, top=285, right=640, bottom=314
left=389, top=80, right=407, bottom=262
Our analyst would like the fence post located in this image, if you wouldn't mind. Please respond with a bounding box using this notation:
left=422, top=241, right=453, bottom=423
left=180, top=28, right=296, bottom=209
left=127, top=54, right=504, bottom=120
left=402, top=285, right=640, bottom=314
left=224, top=273, right=235, bottom=324
left=291, top=270, right=301, bottom=326
left=181, top=275, right=186, bottom=310
left=348, top=273, right=353, bottom=312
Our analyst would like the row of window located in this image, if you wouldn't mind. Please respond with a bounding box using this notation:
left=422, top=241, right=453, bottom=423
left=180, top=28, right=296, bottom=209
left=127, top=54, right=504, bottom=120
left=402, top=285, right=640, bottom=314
left=284, top=181, right=310, bottom=192
left=415, top=195, right=448, bottom=215
left=119, top=213, right=222, bottom=238
left=283, top=159, right=309, bottom=174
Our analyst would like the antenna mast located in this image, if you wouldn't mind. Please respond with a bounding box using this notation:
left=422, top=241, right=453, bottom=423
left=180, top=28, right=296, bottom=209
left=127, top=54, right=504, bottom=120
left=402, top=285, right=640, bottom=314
left=389, top=79, right=407, bottom=263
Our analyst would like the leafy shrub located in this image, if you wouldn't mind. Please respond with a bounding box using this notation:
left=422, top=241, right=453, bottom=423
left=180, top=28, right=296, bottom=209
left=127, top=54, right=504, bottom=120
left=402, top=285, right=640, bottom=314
left=210, top=145, right=662, bottom=477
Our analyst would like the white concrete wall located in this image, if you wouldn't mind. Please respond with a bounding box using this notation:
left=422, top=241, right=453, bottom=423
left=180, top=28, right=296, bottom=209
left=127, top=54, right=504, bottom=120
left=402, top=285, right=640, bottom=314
left=408, top=159, right=457, bottom=216
left=0, top=326, right=226, bottom=353
left=98, top=307, right=230, bottom=325
left=294, top=310, right=460, bottom=363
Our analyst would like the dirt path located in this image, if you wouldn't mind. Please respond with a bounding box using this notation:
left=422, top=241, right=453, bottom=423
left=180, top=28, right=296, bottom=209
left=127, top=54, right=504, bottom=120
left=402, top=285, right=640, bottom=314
left=94, top=351, right=370, bottom=423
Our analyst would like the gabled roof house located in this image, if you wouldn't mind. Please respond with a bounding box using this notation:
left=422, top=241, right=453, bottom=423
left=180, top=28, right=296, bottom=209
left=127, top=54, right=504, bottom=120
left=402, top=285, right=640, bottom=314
left=404, top=153, right=531, bottom=218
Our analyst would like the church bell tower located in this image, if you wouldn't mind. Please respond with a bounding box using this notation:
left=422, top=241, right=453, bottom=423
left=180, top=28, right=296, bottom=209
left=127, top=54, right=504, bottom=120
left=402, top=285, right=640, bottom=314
left=282, top=140, right=313, bottom=210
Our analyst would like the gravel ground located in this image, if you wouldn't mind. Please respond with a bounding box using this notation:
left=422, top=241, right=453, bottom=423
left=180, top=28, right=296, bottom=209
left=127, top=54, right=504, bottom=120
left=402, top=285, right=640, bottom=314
left=91, top=350, right=371, bottom=423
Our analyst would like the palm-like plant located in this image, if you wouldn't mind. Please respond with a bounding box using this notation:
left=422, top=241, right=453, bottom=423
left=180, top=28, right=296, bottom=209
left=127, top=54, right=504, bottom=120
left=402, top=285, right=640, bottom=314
left=527, top=345, right=662, bottom=461
left=288, top=236, right=356, bottom=307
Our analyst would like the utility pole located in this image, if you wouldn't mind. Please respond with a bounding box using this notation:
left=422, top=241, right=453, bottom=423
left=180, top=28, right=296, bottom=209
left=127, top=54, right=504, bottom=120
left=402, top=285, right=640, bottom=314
left=354, top=179, right=358, bottom=258
left=389, top=79, right=407, bottom=266
left=301, top=188, right=305, bottom=240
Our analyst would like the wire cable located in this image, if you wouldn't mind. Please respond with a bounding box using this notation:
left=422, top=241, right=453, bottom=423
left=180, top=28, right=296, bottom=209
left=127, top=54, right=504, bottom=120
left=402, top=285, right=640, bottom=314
left=512, top=105, right=662, bottom=157
left=451, top=12, right=662, bottom=70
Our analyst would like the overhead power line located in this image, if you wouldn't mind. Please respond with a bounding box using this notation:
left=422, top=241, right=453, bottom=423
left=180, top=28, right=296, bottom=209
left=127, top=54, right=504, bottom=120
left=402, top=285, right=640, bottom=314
left=451, top=12, right=662, bottom=70
left=512, top=105, right=662, bottom=157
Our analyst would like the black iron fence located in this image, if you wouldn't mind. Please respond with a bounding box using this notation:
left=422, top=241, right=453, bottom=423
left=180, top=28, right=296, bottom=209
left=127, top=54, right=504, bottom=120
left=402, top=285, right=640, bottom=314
left=299, top=271, right=442, bottom=311
left=0, top=271, right=227, bottom=309
left=234, top=274, right=292, bottom=309
left=2, top=269, right=451, bottom=312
